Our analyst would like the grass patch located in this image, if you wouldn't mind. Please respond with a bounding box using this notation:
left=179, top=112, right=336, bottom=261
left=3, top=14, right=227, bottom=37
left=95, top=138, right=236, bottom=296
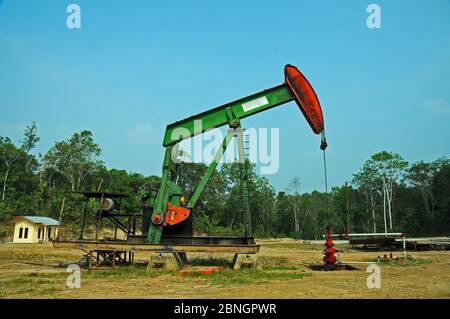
left=187, top=256, right=231, bottom=268
left=397, top=256, right=432, bottom=267
left=83, top=264, right=166, bottom=279
left=5, top=277, right=33, bottom=285
left=2, top=275, right=62, bottom=297
left=40, top=286, right=62, bottom=294
left=258, top=256, right=302, bottom=270
left=364, top=255, right=433, bottom=266
left=262, top=242, right=319, bottom=250
left=3, top=276, right=58, bottom=287
left=194, top=269, right=310, bottom=286
left=184, top=255, right=300, bottom=270
left=15, top=285, right=62, bottom=296
left=264, top=266, right=298, bottom=271
left=17, top=287, right=37, bottom=294
left=34, top=278, right=57, bottom=284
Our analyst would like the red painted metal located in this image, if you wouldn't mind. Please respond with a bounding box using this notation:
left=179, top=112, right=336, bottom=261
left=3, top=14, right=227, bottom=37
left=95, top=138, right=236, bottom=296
left=164, top=202, right=190, bottom=226
left=284, top=64, right=325, bottom=135
left=179, top=266, right=225, bottom=276
left=323, top=225, right=339, bottom=269
left=153, top=213, right=162, bottom=223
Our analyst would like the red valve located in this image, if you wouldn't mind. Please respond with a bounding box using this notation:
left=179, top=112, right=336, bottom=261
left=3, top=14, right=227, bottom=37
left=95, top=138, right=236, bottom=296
left=323, top=225, right=339, bottom=270
left=153, top=214, right=162, bottom=224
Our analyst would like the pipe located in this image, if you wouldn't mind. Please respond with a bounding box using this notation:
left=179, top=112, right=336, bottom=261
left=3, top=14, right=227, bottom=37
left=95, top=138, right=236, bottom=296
left=327, top=232, right=404, bottom=237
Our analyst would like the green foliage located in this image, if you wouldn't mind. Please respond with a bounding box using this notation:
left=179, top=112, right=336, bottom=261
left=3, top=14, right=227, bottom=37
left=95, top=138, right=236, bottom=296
left=0, top=125, right=40, bottom=220
left=0, top=124, right=449, bottom=239
left=44, top=130, right=102, bottom=191
left=187, top=256, right=231, bottom=268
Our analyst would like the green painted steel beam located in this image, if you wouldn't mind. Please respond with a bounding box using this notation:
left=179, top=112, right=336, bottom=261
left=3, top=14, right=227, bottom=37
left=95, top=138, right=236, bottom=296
left=186, top=129, right=234, bottom=209
left=163, top=84, right=294, bottom=147
left=147, top=147, right=172, bottom=244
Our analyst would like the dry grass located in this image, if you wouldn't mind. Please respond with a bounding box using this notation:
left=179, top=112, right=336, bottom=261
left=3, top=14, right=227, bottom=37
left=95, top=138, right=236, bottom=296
left=0, top=240, right=449, bottom=298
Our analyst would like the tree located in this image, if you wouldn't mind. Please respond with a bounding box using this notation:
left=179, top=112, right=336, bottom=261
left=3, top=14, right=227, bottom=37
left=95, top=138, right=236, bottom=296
left=44, top=131, right=102, bottom=191
left=352, top=163, right=379, bottom=232
left=274, top=191, right=293, bottom=235
left=21, top=122, right=40, bottom=171
left=0, top=137, right=20, bottom=201
left=303, top=191, right=330, bottom=239
left=2, top=122, right=450, bottom=239
left=252, top=175, right=276, bottom=236
left=365, top=151, right=408, bottom=232
left=219, top=160, right=277, bottom=236
left=0, top=122, right=39, bottom=201
left=406, top=157, right=449, bottom=217
left=331, top=184, right=368, bottom=234
left=286, top=177, right=301, bottom=234
left=432, top=163, right=450, bottom=234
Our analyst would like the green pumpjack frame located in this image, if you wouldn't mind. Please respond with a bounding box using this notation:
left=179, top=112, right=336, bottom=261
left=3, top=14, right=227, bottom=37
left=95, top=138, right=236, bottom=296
left=147, top=83, right=296, bottom=244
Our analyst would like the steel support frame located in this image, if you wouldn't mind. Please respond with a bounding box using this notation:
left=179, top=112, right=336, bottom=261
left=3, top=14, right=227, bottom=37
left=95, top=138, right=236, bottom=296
left=147, top=124, right=253, bottom=244
left=54, top=240, right=260, bottom=254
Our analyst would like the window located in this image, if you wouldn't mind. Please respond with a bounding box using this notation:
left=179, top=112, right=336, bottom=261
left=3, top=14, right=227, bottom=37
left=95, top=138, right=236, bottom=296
left=19, top=227, right=23, bottom=239
left=48, top=228, right=51, bottom=239
left=24, top=227, right=28, bottom=239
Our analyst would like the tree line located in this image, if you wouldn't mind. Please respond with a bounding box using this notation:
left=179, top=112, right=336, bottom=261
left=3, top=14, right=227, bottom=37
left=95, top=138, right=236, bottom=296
left=1, top=123, right=449, bottom=238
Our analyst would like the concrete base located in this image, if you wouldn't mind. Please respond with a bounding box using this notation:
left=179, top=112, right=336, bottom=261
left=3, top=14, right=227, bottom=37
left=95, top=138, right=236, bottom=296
left=147, top=252, right=183, bottom=271
left=232, top=254, right=260, bottom=270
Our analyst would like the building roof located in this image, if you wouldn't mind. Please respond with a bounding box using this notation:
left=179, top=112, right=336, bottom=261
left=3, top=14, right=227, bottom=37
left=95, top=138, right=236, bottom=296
left=15, top=216, right=60, bottom=226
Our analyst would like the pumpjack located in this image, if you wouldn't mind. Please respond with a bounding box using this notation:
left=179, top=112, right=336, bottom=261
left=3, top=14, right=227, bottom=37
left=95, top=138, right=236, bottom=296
left=58, top=63, right=327, bottom=264
left=131, top=64, right=327, bottom=246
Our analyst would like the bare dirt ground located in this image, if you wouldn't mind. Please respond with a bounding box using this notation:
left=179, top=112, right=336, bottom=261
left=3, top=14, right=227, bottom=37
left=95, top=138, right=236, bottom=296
left=0, top=239, right=449, bottom=299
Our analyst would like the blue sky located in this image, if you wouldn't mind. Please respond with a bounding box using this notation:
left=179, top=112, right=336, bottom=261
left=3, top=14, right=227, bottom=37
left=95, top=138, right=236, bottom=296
left=1, top=0, right=449, bottom=193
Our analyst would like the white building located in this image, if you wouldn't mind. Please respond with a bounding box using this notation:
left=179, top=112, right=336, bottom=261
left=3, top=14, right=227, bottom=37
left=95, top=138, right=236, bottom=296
left=12, top=216, right=60, bottom=243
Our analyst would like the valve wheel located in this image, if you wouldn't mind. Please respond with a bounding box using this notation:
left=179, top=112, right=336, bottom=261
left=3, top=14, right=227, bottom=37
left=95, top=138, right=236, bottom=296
left=137, top=185, right=149, bottom=199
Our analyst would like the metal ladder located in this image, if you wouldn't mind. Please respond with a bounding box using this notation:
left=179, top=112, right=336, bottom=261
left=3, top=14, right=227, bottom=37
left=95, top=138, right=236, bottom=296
left=237, top=128, right=252, bottom=237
